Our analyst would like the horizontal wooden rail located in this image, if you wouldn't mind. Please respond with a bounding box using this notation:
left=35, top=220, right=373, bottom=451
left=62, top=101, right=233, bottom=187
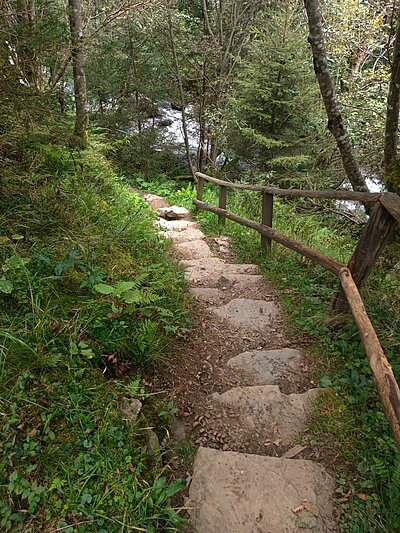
left=193, top=199, right=344, bottom=274
left=196, top=172, right=381, bottom=202
left=340, top=268, right=400, bottom=446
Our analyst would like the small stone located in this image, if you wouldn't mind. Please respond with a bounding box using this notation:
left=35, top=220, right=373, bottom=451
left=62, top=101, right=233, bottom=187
left=146, top=429, right=160, bottom=454
left=296, top=511, right=318, bottom=529
left=121, top=399, right=142, bottom=423
left=158, top=205, right=191, bottom=220
left=170, top=416, right=186, bottom=442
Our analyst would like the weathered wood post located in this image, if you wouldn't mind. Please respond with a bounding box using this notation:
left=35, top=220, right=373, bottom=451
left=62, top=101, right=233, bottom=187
left=197, top=175, right=204, bottom=202
left=340, top=268, right=400, bottom=447
left=218, top=185, right=227, bottom=225
left=261, top=192, right=273, bottom=252
left=330, top=193, right=399, bottom=313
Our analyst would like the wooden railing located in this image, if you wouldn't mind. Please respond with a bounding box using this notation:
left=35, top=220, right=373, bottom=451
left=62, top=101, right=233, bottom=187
left=194, top=171, right=400, bottom=447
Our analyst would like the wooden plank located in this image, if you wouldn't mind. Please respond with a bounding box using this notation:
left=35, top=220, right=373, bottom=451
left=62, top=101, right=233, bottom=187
left=330, top=201, right=398, bottom=312
left=380, top=192, right=400, bottom=224
left=193, top=199, right=343, bottom=274
left=261, top=192, right=273, bottom=252
left=195, top=172, right=381, bottom=202
left=218, top=185, right=227, bottom=225
left=339, top=268, right=400, bottom=447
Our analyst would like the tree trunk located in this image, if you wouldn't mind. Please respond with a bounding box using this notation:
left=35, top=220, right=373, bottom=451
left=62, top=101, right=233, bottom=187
left=17, top=0, right=42, bottom=89
left=384, top=7, right=400, bottom=194
left=304, top=0, right=367, bottom=194
left=68, top=0, right=89, bottom=148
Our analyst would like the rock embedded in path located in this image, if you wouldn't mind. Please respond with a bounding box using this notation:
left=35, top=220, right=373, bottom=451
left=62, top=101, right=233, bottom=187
left=158, top=205, right=191, bottom=220
left=212, top=385, right=318, bottom=445
left=227, top=348, right=301, bottom=384
left=209, top=298, right=278, bottom=330
left=189, top=287, right=221, bottom=303
left=142, top=193, right=169, bottom=210
left=189, top=447, right=335, bottom=533
left=155, top=218, right=196, bottom=232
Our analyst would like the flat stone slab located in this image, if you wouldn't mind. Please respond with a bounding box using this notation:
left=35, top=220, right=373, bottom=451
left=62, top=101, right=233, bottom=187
left=209, top=298, right=278, bottom=330
left=212, top=385, right=318, bottom=445
left=189, top=447, right=335, bottom=533
left=176, top=240, right=214, bottom=260
left=155, top=218, right=196, bottom=232
left=183, top=258, right=259, bottom=274
left=158, top=205, right=191, bottom=220
left=164, top=227, right=206, bottom=244
left=189, top=287, right=221, bottom=303
left=227, top=348, right=301, bottom=384
left=183, top=259, right=260, bottom=286
left=217, top=274, right=265, bottom=289
left=142, top=193, right=169, bottom=210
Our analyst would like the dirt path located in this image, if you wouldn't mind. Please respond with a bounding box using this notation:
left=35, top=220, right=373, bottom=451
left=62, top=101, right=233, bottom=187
left=143, top=193, right=337, bottom=532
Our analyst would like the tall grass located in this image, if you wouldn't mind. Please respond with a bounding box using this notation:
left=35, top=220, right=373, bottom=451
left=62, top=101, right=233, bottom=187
left=0, top=132, right=190, bottom=531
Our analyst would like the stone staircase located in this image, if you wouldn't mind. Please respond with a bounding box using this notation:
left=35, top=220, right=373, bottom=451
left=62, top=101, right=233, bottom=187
left=142, top=192, right=336, bottom=533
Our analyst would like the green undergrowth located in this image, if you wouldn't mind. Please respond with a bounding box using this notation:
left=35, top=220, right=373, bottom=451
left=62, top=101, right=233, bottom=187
left=0, top=128, right=190, bottom=531
left=132, top=173, right=400, bottom=532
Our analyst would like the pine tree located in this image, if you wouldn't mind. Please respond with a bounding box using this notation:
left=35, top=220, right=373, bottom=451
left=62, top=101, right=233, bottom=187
left=227, top=2, right=317, bottom=173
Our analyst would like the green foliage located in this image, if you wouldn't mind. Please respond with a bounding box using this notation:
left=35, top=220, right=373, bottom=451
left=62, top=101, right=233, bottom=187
left=109, top=132, right=188, bottom=179
left=0, top=126, right=189, bottom=531
left=225, top=3, right=319, bottom=175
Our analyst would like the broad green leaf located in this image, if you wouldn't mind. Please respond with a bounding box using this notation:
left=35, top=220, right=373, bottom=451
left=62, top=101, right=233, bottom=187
left=123, top=290, right=141, bottom=304
left=11, top=234, right=24, bottom=241
left=94, top=283, right=114, bottom=295
left=115, top=281, right=136, bottom=293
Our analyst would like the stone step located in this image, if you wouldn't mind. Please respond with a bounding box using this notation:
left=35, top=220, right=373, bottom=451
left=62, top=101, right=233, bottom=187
left=164, top=227, right=206, bottom=243
left=189, top=287, right=222, bottom=304
left=227, top=348, right=301, bottom=385
left=216, top=274, right=265, bottom=289
left=189, top=447, right=335, bottom=533
left=142, top=193, right=169, bottom=210
left=155, top=218, right=197, bottom=232
left=175, top=240, right=214, bottom=260
left=209, top=298, right=279, bottom=330
left=212, top=385, right=318, bottom=446
left=182, top=258, right=260, bottom=283
left=157, top=205, right=191, bottom=220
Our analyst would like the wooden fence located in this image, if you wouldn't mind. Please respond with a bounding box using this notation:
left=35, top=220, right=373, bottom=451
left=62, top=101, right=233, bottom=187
left=194, top=171, right=400, bottom=447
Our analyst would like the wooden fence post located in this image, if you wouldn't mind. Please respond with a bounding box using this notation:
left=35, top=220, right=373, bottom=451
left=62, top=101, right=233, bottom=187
left=218, top=185, right=227, bottom=225
left=197, top=175, right=204, bottom=202
left=330, top=199, right=398, bottom=313
left=261, top=192, right=273, bottom=252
